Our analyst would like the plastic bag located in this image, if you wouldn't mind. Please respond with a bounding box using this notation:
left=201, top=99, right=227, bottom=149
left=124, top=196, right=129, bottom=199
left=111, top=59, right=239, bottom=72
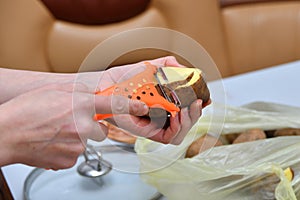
left=135, top=102, right=300, bottom=200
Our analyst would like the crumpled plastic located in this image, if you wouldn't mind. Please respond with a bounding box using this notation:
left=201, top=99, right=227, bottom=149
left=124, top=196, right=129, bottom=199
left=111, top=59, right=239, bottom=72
left=135, top=102, right=300, bottom=200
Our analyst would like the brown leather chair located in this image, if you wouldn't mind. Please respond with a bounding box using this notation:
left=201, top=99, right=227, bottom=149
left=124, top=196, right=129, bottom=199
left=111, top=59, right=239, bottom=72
left=220, top=0, right=300, bottom=75
left=0, top=0, right=166, bottom=72
left=1, top=0, right=300, bottom=78
left=0, top=0, right=228, bottom=79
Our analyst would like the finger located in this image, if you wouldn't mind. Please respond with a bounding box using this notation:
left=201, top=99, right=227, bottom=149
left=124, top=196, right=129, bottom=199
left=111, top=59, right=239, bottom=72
left=74, top=119, right=108, bottom=143
left=169, top=108, right=192, bottom=145
left=149, top=114, right=182, bottom=144
left=108, top=113, right=185, bottom=145
left=88, top=121, right=108, bottom=142
left=107, top=113, right=165, bottom=140
left=94, top=95, right=148, bottom=116
left=179, top=107, right=193, bottom=133
left=106, top=114, right=151, bottom=135
left=189, top=99, right=203, bottom=125
left=169, top=130, right=186, bottom=145
left=41, top=142, right=85, bottom=169
left=110, top=112, right=182, bottom=144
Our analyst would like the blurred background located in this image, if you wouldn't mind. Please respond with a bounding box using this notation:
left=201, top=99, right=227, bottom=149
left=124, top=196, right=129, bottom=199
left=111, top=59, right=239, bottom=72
left=1, top=0, right=300, bottom=79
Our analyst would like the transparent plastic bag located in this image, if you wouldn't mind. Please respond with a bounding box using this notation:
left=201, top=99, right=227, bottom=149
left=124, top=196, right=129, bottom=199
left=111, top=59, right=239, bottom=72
left=135, top=102, right=300, bottom=200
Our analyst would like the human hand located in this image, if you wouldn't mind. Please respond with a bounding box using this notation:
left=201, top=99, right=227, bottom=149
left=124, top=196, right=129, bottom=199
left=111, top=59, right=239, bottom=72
left=98, top=56, right=203, bottom=144
left=91, top=56, right=184, bottom=91
left=107, top=99, right=203, bottom=145
left=0, top=83, right=148, bottom=169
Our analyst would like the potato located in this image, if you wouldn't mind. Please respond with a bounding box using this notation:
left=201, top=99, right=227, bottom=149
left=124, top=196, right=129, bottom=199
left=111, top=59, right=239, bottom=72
left=161, top=67, right=210, bottom=108
left=233, top=128, right=266, bottom=144
left=224, top=133, right=240, bottom=144
left=152, top=67, right=210, bottom=119
left=264, top=130, right=276, bottom=138
left=185, top=134, right=223, bottom=158
left=96, top=65, right=210, bottom=120
left=273, top=128, right=300, bottom=137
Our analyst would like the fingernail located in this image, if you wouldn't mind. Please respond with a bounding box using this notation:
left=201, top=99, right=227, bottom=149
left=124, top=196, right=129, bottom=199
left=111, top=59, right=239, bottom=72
left=197, top=99, right=203, bottom=106
left=143, top=104, right=149, bottom=114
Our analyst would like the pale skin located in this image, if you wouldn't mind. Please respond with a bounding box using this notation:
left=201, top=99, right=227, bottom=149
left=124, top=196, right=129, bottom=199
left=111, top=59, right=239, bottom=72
left=0, top=56, right=203, bottom=170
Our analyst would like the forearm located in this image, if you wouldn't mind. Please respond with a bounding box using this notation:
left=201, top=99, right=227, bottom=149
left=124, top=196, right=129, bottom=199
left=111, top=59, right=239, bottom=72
left=0, top=68, right=75, bottom=103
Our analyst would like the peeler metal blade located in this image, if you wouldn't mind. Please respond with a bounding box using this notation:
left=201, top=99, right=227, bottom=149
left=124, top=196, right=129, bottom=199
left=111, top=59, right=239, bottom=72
left=154, top=67, right=181, bottom=108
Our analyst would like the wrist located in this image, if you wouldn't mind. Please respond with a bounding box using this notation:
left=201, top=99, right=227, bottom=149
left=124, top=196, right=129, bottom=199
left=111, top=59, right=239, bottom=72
left=73, top=71, right=104, bottom=92
left=0, top=109, right=17, bottom=166
left=0, top=69, right=76, bottom=103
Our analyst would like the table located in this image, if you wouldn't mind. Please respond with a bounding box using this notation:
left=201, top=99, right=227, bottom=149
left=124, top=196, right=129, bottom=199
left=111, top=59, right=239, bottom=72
left=2, top=60, right=300, bottom=200
left=0, top=170, right=13, bottom=200
left=209, top=60, right=300, bottom=108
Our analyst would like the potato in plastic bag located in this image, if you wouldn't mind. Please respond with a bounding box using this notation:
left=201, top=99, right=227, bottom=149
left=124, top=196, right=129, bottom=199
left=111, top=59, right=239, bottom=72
left=135, top=102, right=300, bottom=200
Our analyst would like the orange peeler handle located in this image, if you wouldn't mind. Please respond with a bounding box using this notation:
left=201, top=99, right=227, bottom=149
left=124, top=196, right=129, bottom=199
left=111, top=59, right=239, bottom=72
left=93, top=64, right=157, bottom=121
left=94, top=113, right=113, bottom=121
left=93, top=63, right=180, bottom=121
left=93, top=85, right=117, bottom=121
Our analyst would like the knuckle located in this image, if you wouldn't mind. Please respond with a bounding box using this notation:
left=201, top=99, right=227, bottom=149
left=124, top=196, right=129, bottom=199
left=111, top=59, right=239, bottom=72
left=130, top=100, right=141, bottom=114
left=70, top=143, right=85, bottom=155
left=161, top=135, right=172, bottom=144
left=112, top=97, right=128, bottom=114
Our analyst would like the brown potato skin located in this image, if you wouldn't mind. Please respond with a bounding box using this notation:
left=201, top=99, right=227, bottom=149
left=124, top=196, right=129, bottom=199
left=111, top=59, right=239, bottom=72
left=273, top=128, right=300, bottom=137
left=151, top=73, right=210, bottom=119
left=185, top=134, right=223, bottom=158
left=164, top=75, right=210, bottom=108
left=224, top=133, right=240, bottom=144
left=233, top=128, right=266, bottom=144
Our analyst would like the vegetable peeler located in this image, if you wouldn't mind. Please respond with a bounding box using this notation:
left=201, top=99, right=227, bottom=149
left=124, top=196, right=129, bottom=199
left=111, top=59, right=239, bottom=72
left=93, top=62, right=181, bottom=121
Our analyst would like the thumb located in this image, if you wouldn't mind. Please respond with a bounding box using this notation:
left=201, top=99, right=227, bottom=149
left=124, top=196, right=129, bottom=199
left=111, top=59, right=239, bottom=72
left=94, top=95, right=149, bottom=116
